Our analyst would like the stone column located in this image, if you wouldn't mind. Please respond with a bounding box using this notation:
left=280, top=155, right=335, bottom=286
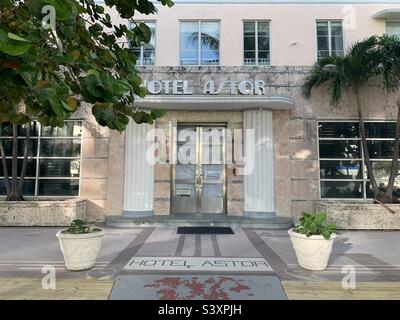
left=123, top=120, right=154, bottom=217
left=243, top=110, right=275, bottom=218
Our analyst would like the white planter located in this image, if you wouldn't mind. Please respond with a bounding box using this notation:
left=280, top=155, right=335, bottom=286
left=56, top=229, right=105, bottom=271
left=288, top=228, right=337, bottom=271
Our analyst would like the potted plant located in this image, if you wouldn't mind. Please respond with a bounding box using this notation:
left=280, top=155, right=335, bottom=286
left=56, top=220, right=105, bottom=271
left=288, top=212, right=337, bottom=271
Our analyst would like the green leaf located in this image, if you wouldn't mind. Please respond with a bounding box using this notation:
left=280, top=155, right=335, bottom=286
left=84, top=74, right=105, bottom=98
left=110, top=79, right=132, bottom=95
left=0, top=29, right=31, bottom=56
left=48, top=97, right=66, bottom=118
left=61, top=99, right=77, bottom=112
left=314, top=212, right=327, bottom=225
left=309, top=224, right=317, bottom=234
left=150, top=109, right=166, bottom=118
left=322, top=231, right=331, bottom=240
left=7, top=33, right=29, bottom=42
left=138, top=86, right=147, bottom=98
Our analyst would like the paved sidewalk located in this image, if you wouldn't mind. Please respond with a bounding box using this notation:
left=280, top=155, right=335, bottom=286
left=0, top=226, right=399, bottom=299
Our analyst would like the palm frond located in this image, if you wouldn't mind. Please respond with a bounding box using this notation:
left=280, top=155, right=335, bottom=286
left=302, top=55, right=345, bottom=104
left=189, top=32, right=219, bottom=51
left=303, top=36, right=386, bottom=106
left=376, top=34, right=400, bottom=93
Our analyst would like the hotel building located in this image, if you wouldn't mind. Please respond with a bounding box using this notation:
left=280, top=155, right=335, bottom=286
left=3, top=1, right=400, bottom=227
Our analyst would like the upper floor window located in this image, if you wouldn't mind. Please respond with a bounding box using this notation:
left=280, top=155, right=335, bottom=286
left=180, top=21, right=220, bottom=66
left=243, top=21, right=270, bottom=66
left=386, top=21, right=400, bottom=38
left=317, top=20, right=344, bottom=59
left=318, top=121, right=399, bottom=199
left=131, top=21, right=156, bottom=66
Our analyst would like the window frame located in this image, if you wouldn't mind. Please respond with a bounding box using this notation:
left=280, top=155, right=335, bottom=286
left=317, top=120, right=397, bottom=200
left=179, top=20, right=220, bottom=66
left=0, top=120, right=83, bottom=199
left=386, top=20, right=400, bottom=38
left=130, top=20, right=157, bottom=66
left=242, top=20, right=271, bottom=66
left=316, top=19, right=345, bottom=60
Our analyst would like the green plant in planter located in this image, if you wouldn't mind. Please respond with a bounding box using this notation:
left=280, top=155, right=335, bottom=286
left=65, top=219, right=101, bottom=234
left=294, top=212, right=337, bottom=240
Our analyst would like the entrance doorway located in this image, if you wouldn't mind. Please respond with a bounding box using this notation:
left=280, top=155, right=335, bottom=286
left=172, top=124, right=227, bottom=214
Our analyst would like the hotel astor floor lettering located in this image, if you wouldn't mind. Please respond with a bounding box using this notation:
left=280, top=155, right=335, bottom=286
left=124, top=257, right=273, bottom=272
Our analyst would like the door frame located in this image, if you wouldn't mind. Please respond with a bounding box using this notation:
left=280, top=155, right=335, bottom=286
left=171, top=122, right=227, bottom=214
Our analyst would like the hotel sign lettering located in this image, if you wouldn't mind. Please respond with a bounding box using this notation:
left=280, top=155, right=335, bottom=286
left=144, top=79, right=267, bottom=96
left=124, top=256, right=273, bottom=272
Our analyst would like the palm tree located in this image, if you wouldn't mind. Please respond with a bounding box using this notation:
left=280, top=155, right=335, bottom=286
left=376, top=35, right=400, bottom=202
left=303, top=36, right=383, bottom=200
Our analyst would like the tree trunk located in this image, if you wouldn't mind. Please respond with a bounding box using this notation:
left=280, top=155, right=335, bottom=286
left=356, top=91, right=379, bottom=197
left=7, top=124, right=23, bottom=201
left=385, top=100, right=400, bottom=203
left=18, top=122, right=30, bottom=196
left=0, top=124, right=10, bottom=195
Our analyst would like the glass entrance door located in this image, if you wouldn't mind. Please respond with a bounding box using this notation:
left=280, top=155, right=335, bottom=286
left=172, top=125, right=226, bottom=214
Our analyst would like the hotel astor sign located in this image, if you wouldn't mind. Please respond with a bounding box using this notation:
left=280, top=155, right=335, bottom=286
left=144, top=79, right=267, bottom=96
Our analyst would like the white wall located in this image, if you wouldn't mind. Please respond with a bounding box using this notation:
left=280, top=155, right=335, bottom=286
left=104, top=3, right=400, bottom=66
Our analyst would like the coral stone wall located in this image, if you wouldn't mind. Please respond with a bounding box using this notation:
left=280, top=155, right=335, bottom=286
left=74, top=66, right=400, bottom=220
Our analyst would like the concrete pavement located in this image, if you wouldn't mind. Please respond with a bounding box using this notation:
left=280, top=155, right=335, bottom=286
left=0, top=226, right=400, bottom=299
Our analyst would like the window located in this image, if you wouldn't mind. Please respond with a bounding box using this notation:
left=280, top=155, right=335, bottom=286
left=386, top=21, right=400, bottom=38
left=243, top=21, right=270, bottom=66
left=318, top=121, right=400, bottom=199
left=180, top=21, right=220, bottom=66
left=131, top=21, right=156, bottom=66
left=316, top=20, right=344, bottom=59
left=0, top=121, right=82, bottom=197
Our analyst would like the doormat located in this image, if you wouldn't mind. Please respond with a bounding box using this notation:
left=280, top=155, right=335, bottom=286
left=177, top=227, right=234, bottom=234
left=109, top=275, right=287, bottom=300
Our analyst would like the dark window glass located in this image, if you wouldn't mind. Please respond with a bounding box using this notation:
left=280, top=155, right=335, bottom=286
left=367, top=141, right=394, bottom=159
left=317, top=21, right=344, bottom=59
left=0, top=121, right=82, bottom=197
left=368, top=161, right=398, bottom=181
left=318, top=122, right=359, bottom=138
left=0, top=122, right=39, bottom=137
left=40, top=139, right=81, bottom=157
left=320, top=181, right=363, bottom=198
left=0, top=139, right=38, bottom=157
left=38, top=179, right=79, bottom=196
left=365, top=122, right=396, bottom=138
left=39, top=159, right=80, bottom=178
left=244, top=21, right=269, bottom=65
left=319, top=121, right=400, bottom=199
left=41, top=121, right=82, bottom=137
left=317, top=22, right=329, bottom=36
left=320, top=160, right=362, bottom=179
left=366, top=181, right=400, bottom=198
left=130, top=22, right=156, bottom=66
left=0, top=179, right=35, bottom=196
left=0, top=159, right=36, bottom=178
left=319, top=140, right=361, bottom=159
